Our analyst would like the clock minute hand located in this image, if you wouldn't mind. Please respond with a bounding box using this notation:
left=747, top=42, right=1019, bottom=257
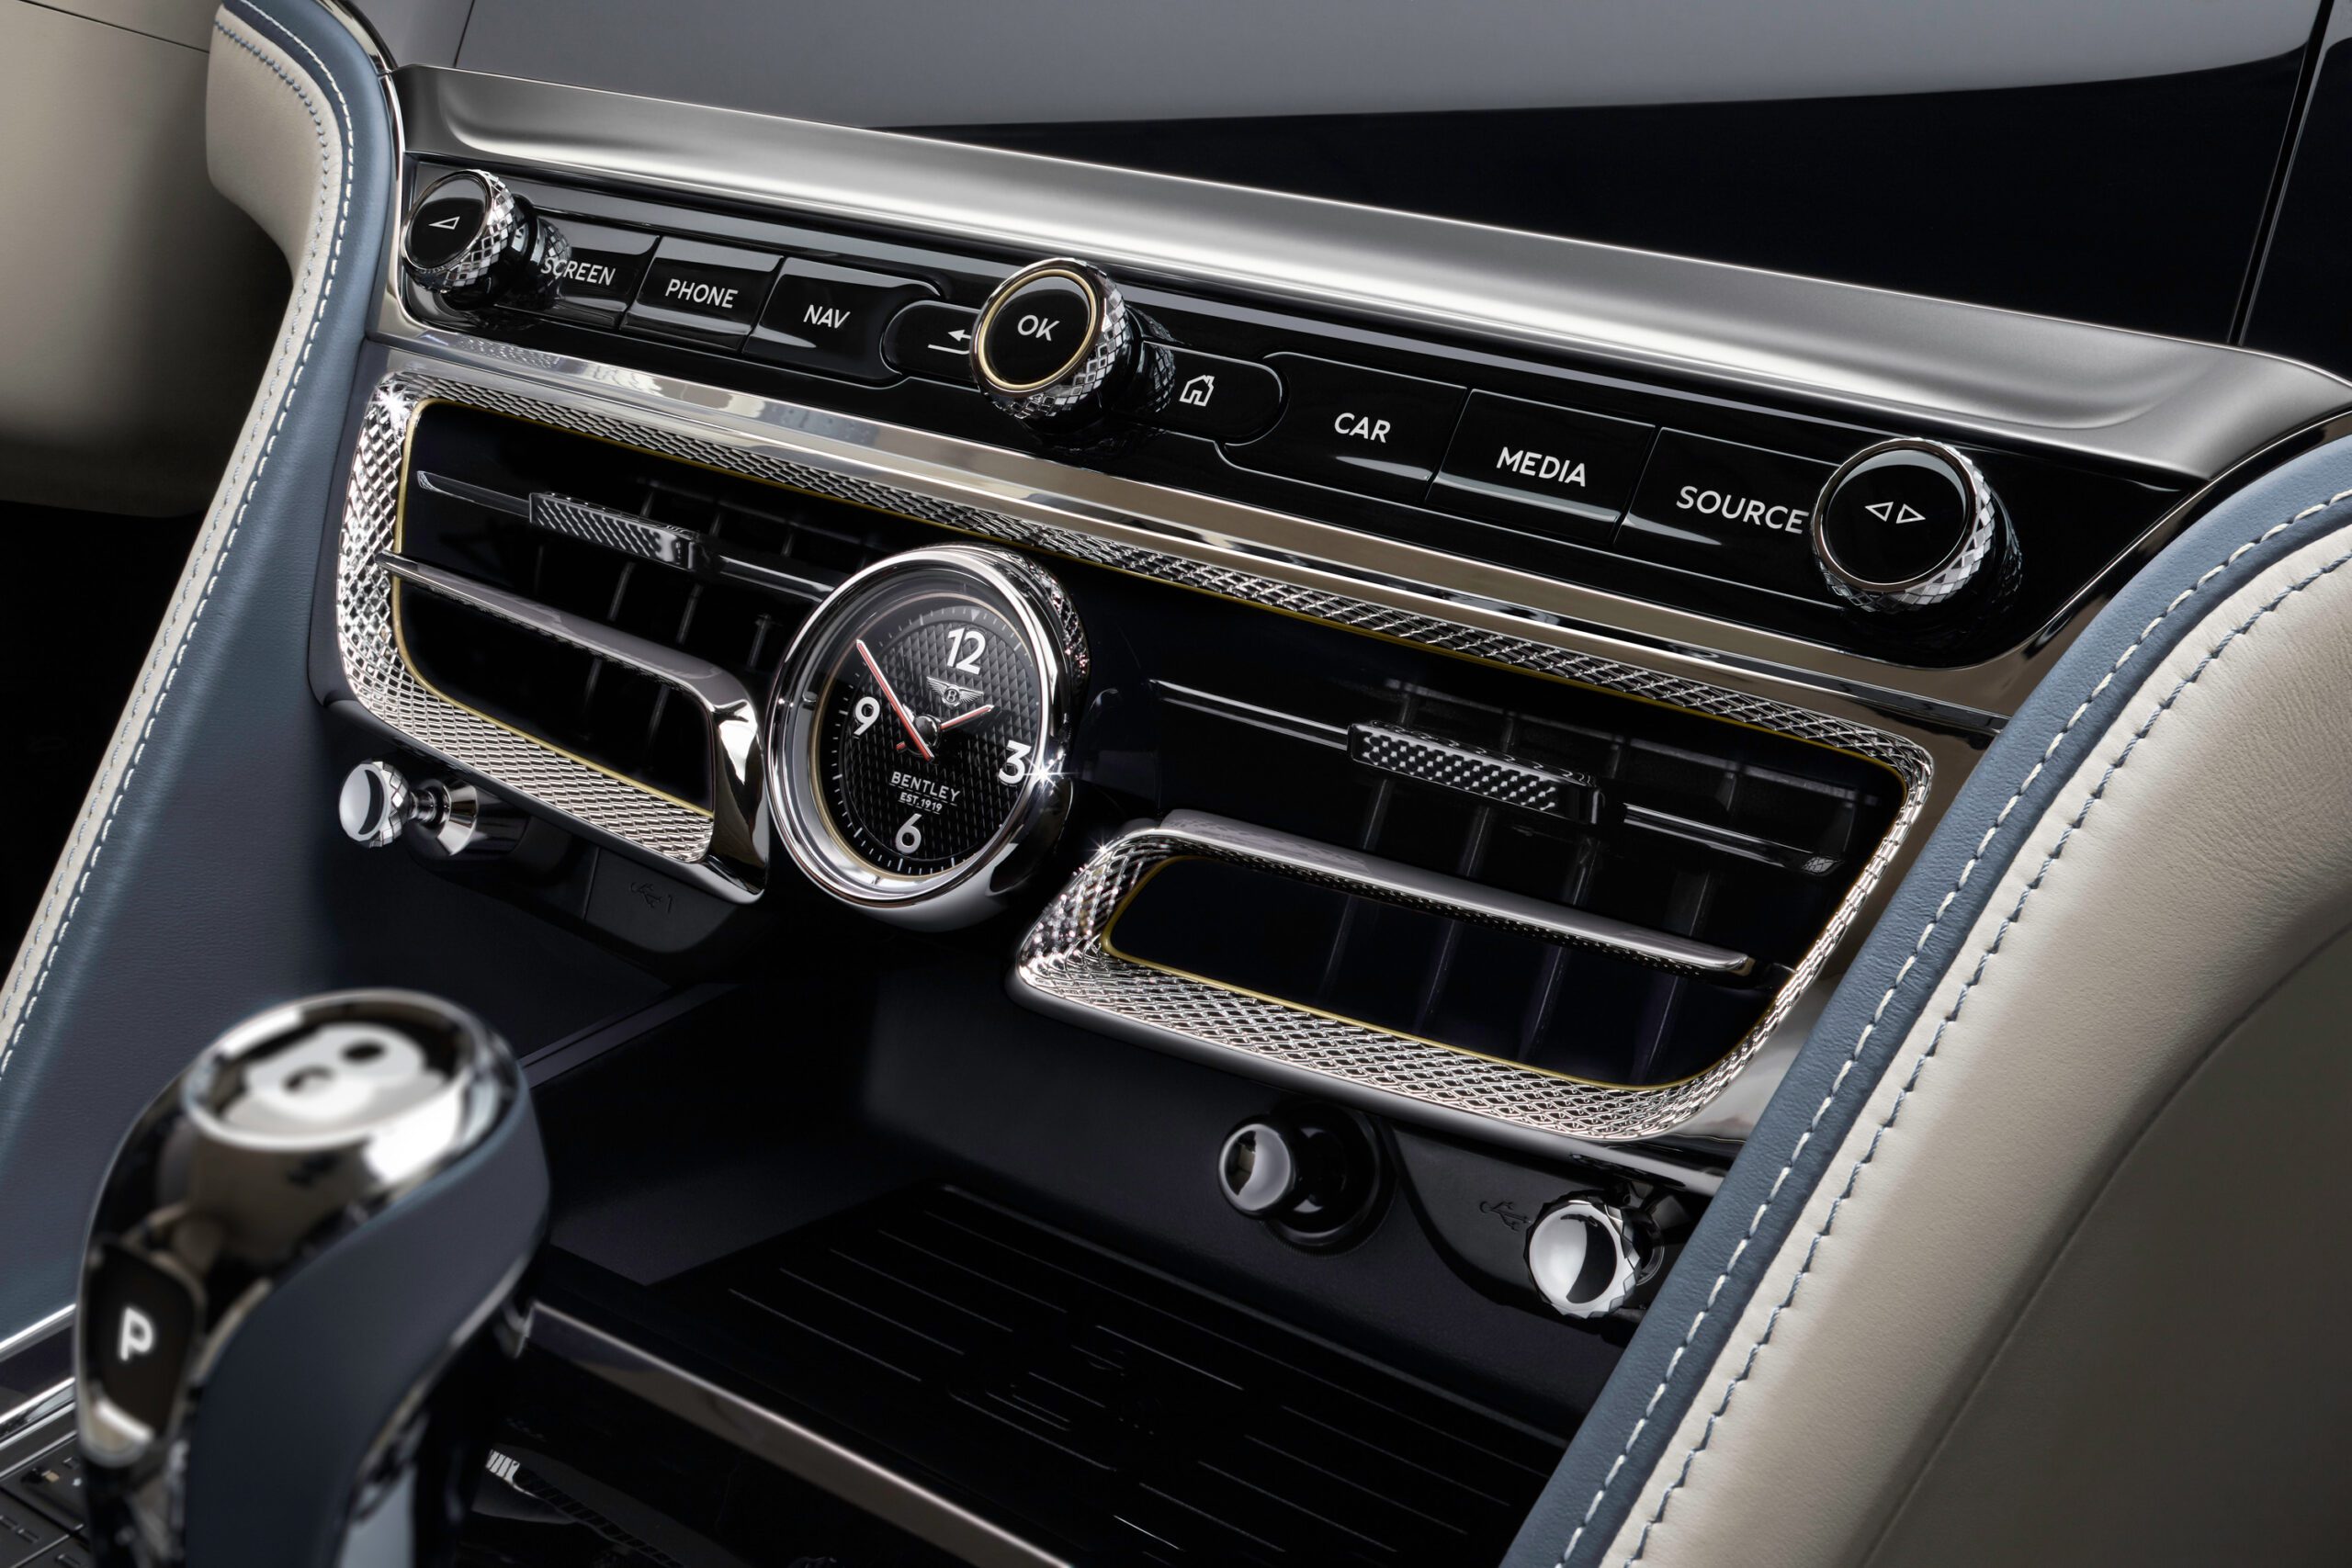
left=933, top=704, right=998, bottom=733
left=854, top=638, right=934, bottom=761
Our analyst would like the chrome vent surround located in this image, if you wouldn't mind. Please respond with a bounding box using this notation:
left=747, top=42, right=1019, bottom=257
left=340, top=378, right=716, bottom=867
left=340, top=366, right=1930, bottom=1140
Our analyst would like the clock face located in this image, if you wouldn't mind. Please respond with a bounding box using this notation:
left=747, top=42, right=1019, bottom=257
left=813, top=592, right=1043, bottom=876
left=767, top=547, right=1084, bottom=924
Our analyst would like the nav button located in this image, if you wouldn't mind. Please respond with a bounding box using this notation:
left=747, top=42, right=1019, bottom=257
left=1433, top=392, right=1655, bottom=543
left=1224, top=354, right=1465, bottom=503
left=748, top=259, right=936, bottom=382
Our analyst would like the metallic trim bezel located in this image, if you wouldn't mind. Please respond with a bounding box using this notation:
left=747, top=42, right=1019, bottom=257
left=400, top=168, right=514, bottom=292
left=1813, top=439, right=2000, bottom=610
left=1015, top=722, right=1918, bottom=1144
left=765, top=545, right=1088, bottom=929
left=973, top=260, right=1106, bottom=397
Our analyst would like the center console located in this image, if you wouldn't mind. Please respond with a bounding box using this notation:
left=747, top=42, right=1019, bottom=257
left=17, top=33, right=2349, bottom=1568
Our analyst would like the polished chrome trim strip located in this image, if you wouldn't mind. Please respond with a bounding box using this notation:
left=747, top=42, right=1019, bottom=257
left=1148, top=809, right=1756, bottom=979
left=0, top=1386, right=72, bottom=1454
left=0, top=1305, right=70, bottom=1364
left=528, top=1303, right=1071, bottom=1568
left=381, top=554, right=767, bottom=895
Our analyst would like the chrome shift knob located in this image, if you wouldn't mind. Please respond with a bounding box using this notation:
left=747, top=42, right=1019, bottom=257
left=75, top=991, right=547, bottom=1568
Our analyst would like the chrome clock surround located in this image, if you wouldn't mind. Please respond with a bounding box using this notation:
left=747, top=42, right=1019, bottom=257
left=766, top=545, right=1088, bottom=929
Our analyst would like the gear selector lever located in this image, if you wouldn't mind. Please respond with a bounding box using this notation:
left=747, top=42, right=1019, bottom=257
left=74, top=991, right=548, bottom=1568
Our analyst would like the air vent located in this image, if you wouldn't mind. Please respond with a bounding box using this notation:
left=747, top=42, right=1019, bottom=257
left=390, top=401, right=876, bottom=806
left=669, top=1187, right=1564, bottom=1566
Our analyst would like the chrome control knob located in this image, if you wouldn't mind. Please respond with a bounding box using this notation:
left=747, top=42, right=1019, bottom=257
left=339, top=759, right=525, bottom=859
left=1526, top=1195, right=1655, bottom=1319
left=1811, top=438, right=2005, bottom=612
left=400, top=168, right=567, bottom=311
left=974, top=257, right=1135, bottom=425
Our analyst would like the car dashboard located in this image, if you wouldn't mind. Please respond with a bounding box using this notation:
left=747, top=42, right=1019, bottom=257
left=7, top=4, right=2352, bottom=1566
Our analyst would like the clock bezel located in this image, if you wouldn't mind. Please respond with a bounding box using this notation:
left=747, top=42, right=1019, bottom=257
left=764, top=545, right=1087, bottom=929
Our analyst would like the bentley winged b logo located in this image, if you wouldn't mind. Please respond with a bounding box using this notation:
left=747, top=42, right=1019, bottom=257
left=923, top=674, right=989, bottom=714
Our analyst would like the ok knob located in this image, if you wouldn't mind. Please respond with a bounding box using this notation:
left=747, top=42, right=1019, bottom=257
left=400, top=168, right=567, bottom=313
left=973, top=258, right=1139, bottom=429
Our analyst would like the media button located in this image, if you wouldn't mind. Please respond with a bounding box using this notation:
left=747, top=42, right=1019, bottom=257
left=1432, top=392, right=1654, bottom=542
left=624, top=237, right=779, bottom=347
left=1149, top=348, right=1283, bottom=442
left=1619, top=432, right=1838, bottom=598
left=747, top=259, right=936, bottom=382
left=527, top=217, right=657, bottom=324
left=883, top=299, right=980, bottom=385
left=1225, top=354, right=1464, bottom=502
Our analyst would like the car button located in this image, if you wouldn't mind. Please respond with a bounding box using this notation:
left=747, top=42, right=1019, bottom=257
left=747, top=259, right=937, bottom=382
left=1432, top=392, right=1655, bottom=542
left=1619, top=432, right=1838, bottom=598
left=624, top=237, right=778, bottom=346
left=1225, top=355, right=1465, bottom=502
left=883, top=299, right=980, bottom=385
left=1150, top=348, right=1283, bottom=442
left=527, top=216, right=657, bottom=324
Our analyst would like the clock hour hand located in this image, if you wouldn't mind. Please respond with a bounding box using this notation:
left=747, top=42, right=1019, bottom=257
left=854, top=638, right=934, bottom=761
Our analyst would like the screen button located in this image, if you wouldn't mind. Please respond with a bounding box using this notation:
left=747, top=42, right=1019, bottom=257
left=747, top=259, right=937, bottom=382
left=1432, top=392, right=1655, bottom=542
left=624, top=237, right=779, bottom=347
left=1225, top=355, right=1465, bottom=502
left=526, top=217, right=657, bottom=325
left=1618, top=432, right=1838, bottom=599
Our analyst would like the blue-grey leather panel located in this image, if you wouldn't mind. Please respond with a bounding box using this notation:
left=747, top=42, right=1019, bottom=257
left=1508, top=434, right=2352, bottom=1567
left=0, top=0, right=659, bottom=1339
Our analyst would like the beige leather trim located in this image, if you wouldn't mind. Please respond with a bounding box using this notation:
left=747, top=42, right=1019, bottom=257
left=1591, top=521, right=2352, bottom=1567
left=0, top=6, right=353, bottom=1098
left=1862, top=919, right=2352, bottom=1567
left=0, top=0, right=284, bottom=513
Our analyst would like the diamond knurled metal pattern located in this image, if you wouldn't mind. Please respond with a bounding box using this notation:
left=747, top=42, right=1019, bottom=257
left=1348, top=722, right=1593, bottom=818
left=527, top=492, right=698, bottom=568
left=347, top=365, right=1932, bottom=1140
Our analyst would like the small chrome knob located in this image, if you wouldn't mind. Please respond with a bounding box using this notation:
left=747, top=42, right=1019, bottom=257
left=974, top=257, right=1134, bottom=425
left=1526, top=1195, right=1654, bottom=1319
left=1812, top=438, right=2005, bottom=612
left=1218, top=1121, right=1304, bottom=1218
left=340, top=758, right=421, bottom=847
left=400, top=168, right=567, bottom=310
left=340, top=760, right=525, bottom=859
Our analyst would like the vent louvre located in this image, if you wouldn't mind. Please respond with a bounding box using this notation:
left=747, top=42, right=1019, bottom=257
left=672, top=1188, right=1562, bottom=1565
left=390, top=401, right=891, bottom=807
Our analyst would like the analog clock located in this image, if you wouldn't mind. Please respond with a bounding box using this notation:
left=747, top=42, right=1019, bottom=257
left=764, top=546, right=1087, bottom=927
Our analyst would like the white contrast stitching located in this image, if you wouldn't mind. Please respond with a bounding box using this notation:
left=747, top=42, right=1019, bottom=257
left=0, top=9, right=352, bottom=1098
left=1555, top=485, right=2352, bottom=1567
